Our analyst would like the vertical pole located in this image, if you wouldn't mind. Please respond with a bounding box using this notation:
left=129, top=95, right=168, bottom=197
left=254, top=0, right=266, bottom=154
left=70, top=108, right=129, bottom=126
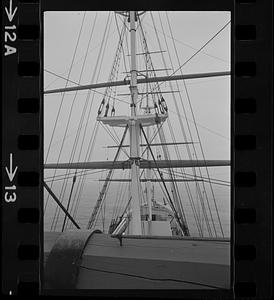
left=129, top=11, right=142, bottom=235
left=144, top=50, right=152, bottom=225
left=146, top=126, right=152, bottom=222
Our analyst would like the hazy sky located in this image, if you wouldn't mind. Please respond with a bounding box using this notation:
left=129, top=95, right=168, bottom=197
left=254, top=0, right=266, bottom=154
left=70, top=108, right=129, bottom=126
left=43, top=11, right=231, bottom=235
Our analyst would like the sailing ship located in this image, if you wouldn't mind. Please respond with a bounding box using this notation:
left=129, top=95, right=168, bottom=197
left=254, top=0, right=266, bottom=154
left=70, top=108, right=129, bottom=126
left=43, top=11, right=231, bottom=290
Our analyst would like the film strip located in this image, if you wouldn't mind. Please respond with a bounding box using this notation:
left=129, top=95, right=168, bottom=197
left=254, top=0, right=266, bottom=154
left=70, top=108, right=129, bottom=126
left=1, top=0, right=273, bottom=298
left=233, top=0, right=272, bottom=298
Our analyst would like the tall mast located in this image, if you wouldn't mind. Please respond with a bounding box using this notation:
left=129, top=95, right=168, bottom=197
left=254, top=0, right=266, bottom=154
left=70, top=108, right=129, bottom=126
left=144, top=50, right=152, bottom=223
left=129, top=11, right=142, bottom=235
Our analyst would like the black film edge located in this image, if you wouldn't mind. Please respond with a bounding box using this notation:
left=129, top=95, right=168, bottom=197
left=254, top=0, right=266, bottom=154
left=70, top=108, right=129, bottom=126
left=1, top=0, right=273, bottom=298
left=2, top=0, right=41, bottom=295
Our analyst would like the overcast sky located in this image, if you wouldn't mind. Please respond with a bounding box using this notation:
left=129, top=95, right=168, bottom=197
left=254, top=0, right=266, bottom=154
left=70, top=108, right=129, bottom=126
left=43, top=11, right=231, bottom=235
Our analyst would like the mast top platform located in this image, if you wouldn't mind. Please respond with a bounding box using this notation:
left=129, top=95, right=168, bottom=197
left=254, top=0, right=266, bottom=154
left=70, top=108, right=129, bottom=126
left=115, top=11, right=146, bottom=17
left=97, top=113, right=168, bottom=128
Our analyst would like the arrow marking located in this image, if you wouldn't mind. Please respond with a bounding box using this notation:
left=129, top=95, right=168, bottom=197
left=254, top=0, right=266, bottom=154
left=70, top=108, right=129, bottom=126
left=5, top=153, right=18, bottom=182
left=5, top=0, right=17, bottom=23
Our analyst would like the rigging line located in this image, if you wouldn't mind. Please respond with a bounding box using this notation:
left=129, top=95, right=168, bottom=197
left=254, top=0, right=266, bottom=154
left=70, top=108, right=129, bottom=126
left=118, top=172, right=131, bottom=221
left=113, top=171, right=130, bottom=224
left=115, top=172, right=129, bottom=222
left=138, top=17, right=163, bottom=102
left=135, top=19, right=231, bottom=105
left=61, top=99, right=97, bottom=227
left=151, top=12, right=202, bottom=236
left=162, top=168, right=231, bottom=185
left=142, top=17, right=229, bottom=64
left=44, top=13, right=116, bottom=90
left=140, top=122, right=165, bottom=158
left=63, top=95, right=94, bottom=204
left=44, top=69, right=79, bottom=85
left=110, top=25, right=124, bottom=112
left=169, top=18, right=231, bottom=76
left=92, top=173, right=113, bottom=229
left=166, top=119, right=203, bottom=237
left=44, top=69, right=129, bottom=105
left=66, top=13, right=114, bottom=228
left=166, top=12, right=224, bottom=237
left=168, top=109, right=230, bottom=141
left=116, top=12, right=130, bottom=31
left=69, top=123, right=100, bottom=228
left=124, top=19, right=132, bottom=76
left=115, top=13, right=129, bottom=77
left=165, top=172, right=231, bottom=187
left=44, top=169, right=107, bottom=182
left=140, top=125, right=188, bottom=236
left=150, top=12, right=194, bottom=233
left=70, top=119, right=100, bottom=224
left=43, top=181, right=81, bottom=229
left=99, top=123, right=130, bottom=158
left=157, top=12, right=211, bottom=237
left=44, top=28, right=117, bottom=90
left=166, top=13, right=225, bottom=236
left=181, top=76, right=229, bottom=86
left=160, top=170, right=231, bottom=187
left=69, top=105, right=107, bottom=220
left=61, top=174, right=76, bottom=232
left=72, top=11, right=112, bottom=159
left=157, top=122, right=189, bottom=234
left=46, top=21, right=90, bottom=227
left=102, top=16, right=126, bottom=104
left=79, top=265, right=224, bottom=289
left=44, top=11, right=87, bottom=179
left=55, top=12, right=99, bottom=230
left=66, top=124, right=99, bottom=231
left=137, top=26, right=157, bottom=107
left=113, top=170, right=131, bottom=223
left=110, top=168, right=125, bottom=222
left=166, top=123, right=203, bottom=236
left=109, top=126, right=126, bottom=151
left=158, top=12, right=213, bottom=237
left=87, top=125, right=128, bottom=230
left=136, top=12, right=146, bottom=31
left=164, top=47, right=214, bottom=238
left=150, top=168, right=170, bottom=208
left=61, top=109, right=95, bottom=222
left=51, top=83, right=98, bottom=226
left=118, top=195, right=132, bottom=221
left=159, top=12, right=213, bottom=237
left=45, top=12, right=87, bottom=215
left=69, top=124, right=100, bottom=229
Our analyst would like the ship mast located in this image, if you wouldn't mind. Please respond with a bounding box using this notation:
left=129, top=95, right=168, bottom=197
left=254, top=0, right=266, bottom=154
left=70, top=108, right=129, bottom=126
left=128, top=11, right=142, bottom=235
left=43, top=11, right=230, bottom=237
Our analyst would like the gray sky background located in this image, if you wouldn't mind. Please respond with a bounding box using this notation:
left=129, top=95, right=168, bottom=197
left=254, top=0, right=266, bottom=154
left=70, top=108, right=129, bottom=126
left=43, top=11, right=231, bottom=235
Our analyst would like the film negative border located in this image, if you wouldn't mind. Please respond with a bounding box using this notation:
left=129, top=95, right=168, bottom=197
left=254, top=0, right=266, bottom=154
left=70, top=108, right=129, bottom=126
left=2, top=0, right=41, bottom=295
left=234, top=0, right=273, bottom=299
left=1, top=0, right=273, bottom=298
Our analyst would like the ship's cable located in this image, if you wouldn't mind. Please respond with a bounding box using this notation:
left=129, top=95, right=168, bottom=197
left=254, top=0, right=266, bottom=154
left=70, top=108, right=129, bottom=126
left=149, top=12, right=204, bottom=237
left=58, top=12, right=99, bottom=231
left=68, top=13, right=115, bottom=228
left=166, top=12, right=225, bottom=237
left=44, top=12, right=87, bottom=215
left=79, top=265, right=225, bottom=289
left=157, top=12, right=213, bottom=237
left=157, top=12, right=216, bottom=237
left=136, top=19, right=231, bottom=105
left=52, top=12, right=113, bottom=231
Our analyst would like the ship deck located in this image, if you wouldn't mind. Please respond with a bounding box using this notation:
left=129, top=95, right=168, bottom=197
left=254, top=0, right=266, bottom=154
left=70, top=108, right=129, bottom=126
left=44, top=231, right=230, bottom=289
